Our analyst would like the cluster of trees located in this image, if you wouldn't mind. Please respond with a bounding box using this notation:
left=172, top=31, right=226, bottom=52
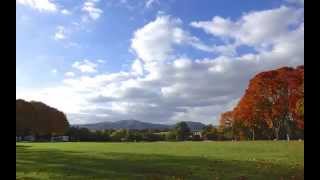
left=66, top=121, right=244, bottom=142
left=66, top=122, right=194, bottom=142
left=201, top=125, right=233, bottom=141
left=167, top=122, right=192, bottom=141
left=16, top=99, right=69, bottom=138
left=65, top=127, right=166, bottom=142
left=219, top=66, right=304, bottom=140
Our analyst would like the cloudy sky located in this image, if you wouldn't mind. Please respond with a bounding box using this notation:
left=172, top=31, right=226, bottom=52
left=16, top=0, right=304, bottom=125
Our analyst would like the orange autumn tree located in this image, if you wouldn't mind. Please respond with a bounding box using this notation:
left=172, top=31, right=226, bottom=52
left=219, top=111, right=233, bottom=128
left=288, top=65, right=304, bottom=129
left=232, top=75, right=272, bottom=140
left=219, top=111, right=236, bottom=140
left=220, top=65, right=304, bottom=140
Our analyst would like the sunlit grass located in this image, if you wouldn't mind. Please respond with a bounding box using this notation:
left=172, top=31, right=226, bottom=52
left=16, top=141, right=304, bottom=180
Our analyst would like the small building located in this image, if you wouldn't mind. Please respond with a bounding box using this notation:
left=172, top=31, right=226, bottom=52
left=23, top=135, right=35, bottom=141
left=51, top=136, right=69, bottom=142
left=192, top=131, right=202, bottom=137
left=189, top=131, right=203, bottom=141
left=190, top=125, right=205, bottom=138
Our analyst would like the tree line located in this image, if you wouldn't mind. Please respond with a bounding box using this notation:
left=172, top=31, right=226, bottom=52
left=66, top=122, right=193, bottom=142
left=65, top=122, right=241, bottom=142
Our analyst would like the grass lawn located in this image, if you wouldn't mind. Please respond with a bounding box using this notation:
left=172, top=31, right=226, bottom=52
left=16, top=141, right=304, bottom=180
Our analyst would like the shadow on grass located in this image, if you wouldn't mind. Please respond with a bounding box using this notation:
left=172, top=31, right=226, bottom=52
left=16, top=145, right=303, bottom=180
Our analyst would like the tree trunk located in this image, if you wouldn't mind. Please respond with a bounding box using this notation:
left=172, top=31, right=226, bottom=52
left=275, top=127, right=279, bottom=140
left=274, top=120, right=281, bottom=140
left=252, top=128, right=255, bottom=141
left=285, top=114, right=292, bottom=142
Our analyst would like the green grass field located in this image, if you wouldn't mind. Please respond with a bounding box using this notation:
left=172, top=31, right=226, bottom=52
left=16, top=141, right=304, bottom=180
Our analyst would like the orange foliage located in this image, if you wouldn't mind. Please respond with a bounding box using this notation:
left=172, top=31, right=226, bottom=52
left=220, top=65, right=304, bottom=135
left=219, top=111, right=234, bottom=128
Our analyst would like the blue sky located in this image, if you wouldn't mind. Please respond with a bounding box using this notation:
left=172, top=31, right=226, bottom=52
left=16, top=0, right=304, bottom=125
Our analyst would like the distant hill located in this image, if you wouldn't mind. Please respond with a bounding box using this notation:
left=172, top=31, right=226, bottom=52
left=74, top=120, right=168, bottom=130
left=74, top=120, right=206, bottom=131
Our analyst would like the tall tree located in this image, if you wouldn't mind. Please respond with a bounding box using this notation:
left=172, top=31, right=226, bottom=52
left=16, top=99, right=69, bottom=137
left=220, top=65, right=304, bottom=140
left=175, top=122, right=191, bottom=141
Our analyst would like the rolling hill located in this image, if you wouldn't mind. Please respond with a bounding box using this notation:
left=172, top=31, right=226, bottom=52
left=74, top=120, right=206, bottom=131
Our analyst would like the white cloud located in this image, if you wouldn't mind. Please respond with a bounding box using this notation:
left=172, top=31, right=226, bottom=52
left=51, top=69, right=57, bottom=74
left=97, top=59, right=105, bottom=64
left=65, top=72, right=75, bottom=77
left=131, top=15, right=216, bottom=64
left=54, top=26, right=66, bottom=40
left=17, top=5, right=304, bottom=125
left=16, top=86, right=88, bottom=116
left=17, top=0, right=57, bottom=12
left=72, top=59, right=98, bottom=73
left=145, top=0, right=159, bottom=8
left=191, top=6, right=303, bottom=48
left=82, top=0, right=103, bottom=21
left=191, top=16, right=235, bottom=37
left=131, top=59, right=144, bottom=76
left=131, top=15, right=180, bottom=63
left=61, top=9, right=71, bottom=15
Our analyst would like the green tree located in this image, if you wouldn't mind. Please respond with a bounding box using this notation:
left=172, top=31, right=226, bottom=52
left=143, top=130, right=165, bottom=141
left=165, top=131, right=177, bottom=141
left=175, top=122, right=191, bottom=141
left=110, top=129, right=127, bottom=141
left=202, top=125, right=218, bottom=140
